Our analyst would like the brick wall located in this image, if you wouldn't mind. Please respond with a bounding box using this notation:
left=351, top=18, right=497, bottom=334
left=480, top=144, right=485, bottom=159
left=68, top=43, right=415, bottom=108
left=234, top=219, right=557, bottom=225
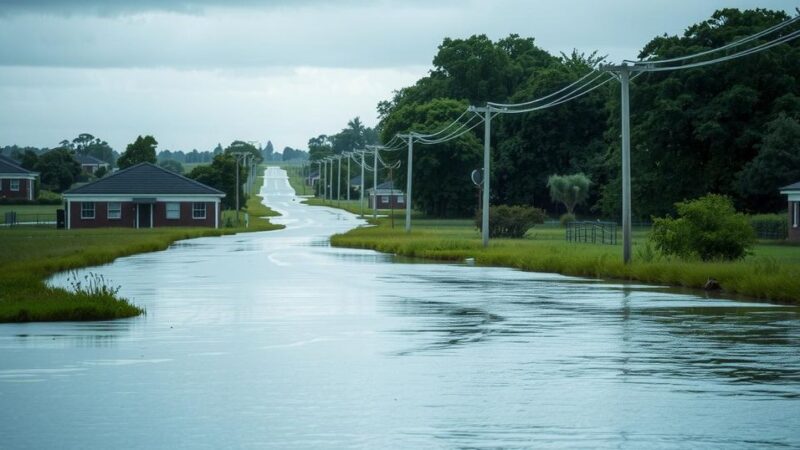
left=153, top=201, right=217, bottom=228
left=0, top=178, right=32, bottom=200
left=69, top=200, right=218, bottom=229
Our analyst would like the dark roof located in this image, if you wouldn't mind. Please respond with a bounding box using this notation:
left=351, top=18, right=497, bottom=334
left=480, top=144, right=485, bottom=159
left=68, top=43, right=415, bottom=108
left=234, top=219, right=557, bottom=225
left=781, top=181, right=800, bottom=191
left=75, top=154, right=109, bottom=165
left=368, top=181, right=403, bottom=192
left=64, top=162, right=224, bottom=196
left=0, top=154, right=36, bottom=175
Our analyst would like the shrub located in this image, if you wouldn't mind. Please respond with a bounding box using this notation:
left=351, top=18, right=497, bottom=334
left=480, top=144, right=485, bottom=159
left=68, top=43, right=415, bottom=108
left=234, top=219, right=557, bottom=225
left=559, top=213, right=576, bottom=227
left=650, top=194, right=756, bottom=261
left=749, top=213, right=787, bottom=240
left=476, top=205, right=546, bottom=238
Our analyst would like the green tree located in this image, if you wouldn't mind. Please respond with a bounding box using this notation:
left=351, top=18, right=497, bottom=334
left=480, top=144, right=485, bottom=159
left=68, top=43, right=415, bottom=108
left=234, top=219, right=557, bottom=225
left=35, top=148, right=81, bottom=192
left=547, top=173, right=591, bottom=215
left=158, top=159, right=184, bottom=174
left=118, top=135, right=158, bottom=169
left=189, top=154, right=245, bottom=210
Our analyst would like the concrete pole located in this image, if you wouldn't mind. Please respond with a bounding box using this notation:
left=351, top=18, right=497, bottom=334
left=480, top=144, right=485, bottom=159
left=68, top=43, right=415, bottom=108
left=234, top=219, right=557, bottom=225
left=405, top=136, right=413, bottom=233
left=337, top=155, right=342, bottom=207
left=235, top=156, right=240, bottom=225
left=322, top=160, right=327, bottom=201
left=360, top=152, right=365, bottom=218
left=347, top=155, right=351, bottom=201
left=317, top=161, right=322, bottom=198
left=329, top=158, right=334, bottom=203
left=482, top=109, right=491, bottom=248
left=620, top=68, right=633, bottom=264
left=373, top=148, right=378, bottom=219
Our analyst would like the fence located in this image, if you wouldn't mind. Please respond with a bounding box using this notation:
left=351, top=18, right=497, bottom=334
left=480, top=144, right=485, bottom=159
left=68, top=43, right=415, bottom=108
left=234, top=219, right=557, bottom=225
left=1, top=212, right=58, bottom=227
left=566, top=221, right=618, bottom=245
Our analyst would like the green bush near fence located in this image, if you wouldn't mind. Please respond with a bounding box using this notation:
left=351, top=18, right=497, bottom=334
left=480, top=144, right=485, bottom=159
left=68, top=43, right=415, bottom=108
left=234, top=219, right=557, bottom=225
left=749, top=213, right=787, bottom=240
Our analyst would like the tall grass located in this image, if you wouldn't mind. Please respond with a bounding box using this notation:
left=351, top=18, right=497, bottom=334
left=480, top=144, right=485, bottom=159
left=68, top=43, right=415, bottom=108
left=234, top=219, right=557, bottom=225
left=330, top=218, right=800, bottom=304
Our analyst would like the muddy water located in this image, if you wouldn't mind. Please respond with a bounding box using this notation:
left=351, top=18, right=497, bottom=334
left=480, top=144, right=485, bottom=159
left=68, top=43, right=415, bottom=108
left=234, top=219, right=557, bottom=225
left=2, top=167, right=799, bottom=449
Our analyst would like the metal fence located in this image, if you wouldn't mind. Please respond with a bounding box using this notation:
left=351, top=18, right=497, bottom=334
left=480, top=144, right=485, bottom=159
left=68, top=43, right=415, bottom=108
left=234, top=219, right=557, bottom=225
left=1, top=212, right=57, bottom=227
left=566, top=221, right=618, bottom=245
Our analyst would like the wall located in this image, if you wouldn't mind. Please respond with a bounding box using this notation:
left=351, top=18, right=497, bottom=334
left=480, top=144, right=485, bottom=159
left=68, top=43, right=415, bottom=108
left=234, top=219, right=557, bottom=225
left=0, top=178, right=32, bottom=200
left=69, top=201, right=218, bottom=229
left=152, top=202, right=216, bottom=228
left=790, top=201, right=800, bottom=242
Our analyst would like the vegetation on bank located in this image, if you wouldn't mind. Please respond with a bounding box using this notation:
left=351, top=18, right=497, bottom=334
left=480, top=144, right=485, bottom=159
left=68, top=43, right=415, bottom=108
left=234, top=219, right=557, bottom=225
left=0, top=175, right=282, bottom=323
left=329, top=215, right=800, bottom=304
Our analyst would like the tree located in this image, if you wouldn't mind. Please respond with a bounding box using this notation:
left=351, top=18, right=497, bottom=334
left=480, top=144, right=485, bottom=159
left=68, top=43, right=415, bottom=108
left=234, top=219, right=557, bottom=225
left=35, top=148, right=81, bottom=192
left=282, top=147, right=308, bottom=161
left=547, top=173, right=591, bottom=215
left=118, top=135, right=158, bottom=169
left=158, top=159, right=184, bottom=174
left=19, top=150, right=39, bottom=170
left=263, top=140, right=275, bottom=161
left=188, top=154, right=245, bottom=210
left=224, top=141, right=262, bottom=164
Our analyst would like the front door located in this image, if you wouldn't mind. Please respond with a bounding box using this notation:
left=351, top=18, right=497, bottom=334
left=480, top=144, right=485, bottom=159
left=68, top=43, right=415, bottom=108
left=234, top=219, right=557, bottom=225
left=137, top=204, right=152, bottom=228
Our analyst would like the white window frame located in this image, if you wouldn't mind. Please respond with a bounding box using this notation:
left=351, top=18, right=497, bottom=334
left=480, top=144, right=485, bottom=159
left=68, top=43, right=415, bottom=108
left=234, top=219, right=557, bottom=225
left=166, top=202, right=180, bottom=220
left=81, top=202, right=95, bottom=220
left=794, top=202, right=799, bottom=228
left=9, top=179, right=20, bottom=191
left=397, top=195, right=404, bottom=204
left=107, top=202, right=121, bottom=220
left=381, top=196, right=389, bottom=204
left=192, top=202, right=206, bottom=220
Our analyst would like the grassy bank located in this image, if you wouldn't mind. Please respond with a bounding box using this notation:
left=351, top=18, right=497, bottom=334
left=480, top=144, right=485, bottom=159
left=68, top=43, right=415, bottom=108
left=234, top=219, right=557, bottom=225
left=330, top=217, right=800, bottom=304
left=0, top=175, right=283, bottom=323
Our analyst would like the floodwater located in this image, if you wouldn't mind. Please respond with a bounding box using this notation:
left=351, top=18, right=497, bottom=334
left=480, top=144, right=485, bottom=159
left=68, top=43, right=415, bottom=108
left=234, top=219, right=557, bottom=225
left=2, top=168, right=799, bottom=449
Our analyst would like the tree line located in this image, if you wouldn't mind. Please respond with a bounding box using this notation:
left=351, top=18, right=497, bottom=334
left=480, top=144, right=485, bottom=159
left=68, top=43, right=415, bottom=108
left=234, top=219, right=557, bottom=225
left=311, top=8, right=800, bottom=219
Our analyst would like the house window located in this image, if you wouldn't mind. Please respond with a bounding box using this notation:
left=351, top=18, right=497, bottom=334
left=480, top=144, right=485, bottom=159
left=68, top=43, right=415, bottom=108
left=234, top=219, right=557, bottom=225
left=794, top=202, right=799, bottom=228
left=192, top=202, right=206, bottom=219
left=9, top=179, right=20, bottom=191
left=81, top=202, right=95, bottom=219
left=397, top=196, right=404, bottom=204
left=107, top=202, right=121, bottom=219
left=381, top=196, right=389, bottom=204
left=166, top=202, right=180, bottom=220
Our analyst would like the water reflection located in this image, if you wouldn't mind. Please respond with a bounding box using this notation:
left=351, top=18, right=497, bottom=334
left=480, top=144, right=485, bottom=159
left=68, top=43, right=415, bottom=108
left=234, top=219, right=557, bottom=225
left=0, top=168, right=798, bottom=449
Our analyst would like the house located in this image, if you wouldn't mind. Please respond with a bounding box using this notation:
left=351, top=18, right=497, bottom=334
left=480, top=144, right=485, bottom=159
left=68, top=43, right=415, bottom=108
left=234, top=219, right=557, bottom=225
left=62, top=162, right=224, bottom=229
left=0, top=155, right=37, bottom=201
left=350, top=175, right=363, bottom=191
left=75, top=154, right=110, bottom=174
left=780, top=181, right=800, bottom=242
left=367, top=181, right=405, bottom=209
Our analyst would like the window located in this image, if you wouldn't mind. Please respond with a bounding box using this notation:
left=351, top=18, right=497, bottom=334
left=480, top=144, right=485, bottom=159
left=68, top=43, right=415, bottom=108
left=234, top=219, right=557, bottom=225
left=381, top=196, right=389, bottom=204
left=794, top=202, right=799, bottom=228
left=107, top=202, right=121, bottom=220
left=81, top=202, right=95, bottom=219
left=166, top=202, right=180, bottom=220
left=397, top=196, right=404, bottom=204
left=192, top=202, right=206, bottom=219
left=9, top=180, right=20, bottom=191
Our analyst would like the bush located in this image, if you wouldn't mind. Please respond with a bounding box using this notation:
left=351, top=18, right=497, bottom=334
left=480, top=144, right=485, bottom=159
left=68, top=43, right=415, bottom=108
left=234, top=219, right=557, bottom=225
left=650, top=194, right=756, bottom=261
left=476, top=205, right=546, bottom=238
left=749, top=213, right=787, bottom=240
left=559, top=213, right=576, bottom=227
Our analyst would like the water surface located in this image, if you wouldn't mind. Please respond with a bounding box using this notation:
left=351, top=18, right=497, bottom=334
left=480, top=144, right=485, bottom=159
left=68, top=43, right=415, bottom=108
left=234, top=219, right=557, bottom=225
left=2, top=168, right=799, bottom=449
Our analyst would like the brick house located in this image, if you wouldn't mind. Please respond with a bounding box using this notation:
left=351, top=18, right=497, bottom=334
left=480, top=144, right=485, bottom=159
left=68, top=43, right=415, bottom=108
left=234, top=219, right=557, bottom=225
left=367, top=181, right=405, bottom=209
left=75, top=154, right=110, bottom=174
left=62, top=162, right=224, bottom=229
left=0, top=155, right=37, bottom=201
left=781, top=181, right=800, bottom=242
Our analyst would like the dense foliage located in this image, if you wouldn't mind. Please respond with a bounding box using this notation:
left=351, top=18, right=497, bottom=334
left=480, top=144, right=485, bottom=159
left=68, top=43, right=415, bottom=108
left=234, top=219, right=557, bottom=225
left=650, top=194, right=756, bottom=261
left=34, top=148, right=81, bottom=192
left=117, top=135, right=158, bottom=169
left=367, top=8, right=800, bottom=219
left=188, top=153, right=246, bottom=210
left=476, top=205, right=546, bottom=238
left=547, top=173, right=591, bottom=215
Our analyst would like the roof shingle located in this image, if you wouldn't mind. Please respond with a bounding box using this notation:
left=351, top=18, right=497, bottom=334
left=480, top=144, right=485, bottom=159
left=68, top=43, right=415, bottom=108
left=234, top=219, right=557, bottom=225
left=64, top=163, right=224, bottom=196
left=0, top=154, right=36, bottom=175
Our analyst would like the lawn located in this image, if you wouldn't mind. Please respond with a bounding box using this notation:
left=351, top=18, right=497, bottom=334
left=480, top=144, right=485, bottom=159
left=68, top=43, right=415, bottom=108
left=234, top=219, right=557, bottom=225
left=0, top=175, right=283, bottom=323
left=0, top=203, right=61, bottom=217
left=329, top=216, right=800, bottom=304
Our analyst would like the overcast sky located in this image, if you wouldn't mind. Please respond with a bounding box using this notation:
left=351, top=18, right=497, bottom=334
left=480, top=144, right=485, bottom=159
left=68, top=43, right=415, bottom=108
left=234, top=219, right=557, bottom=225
left=0, top=0, right=795, bottom=153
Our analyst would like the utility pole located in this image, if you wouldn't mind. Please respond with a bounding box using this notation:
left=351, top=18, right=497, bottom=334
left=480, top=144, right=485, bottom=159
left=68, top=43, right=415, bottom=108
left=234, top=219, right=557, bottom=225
left=317, top=161, right=322, bottom=198
left=322, top=159, right=327, bottom=201
left=329, top=156, right=334, bottom=204
left=231, top=152, right=248, bottom=226
left=398, top=134, right=414, bottom=233
left=467, top=107, right=492, bottom=248
left=337, top=155, right=342, bottom=207
left=604, top=64, right=634, bottom=264
left=347, top=154, right=351, bottom=201
left=360, top=151, right=365, bottom=218
left=372, top=147, right=378, bottom=219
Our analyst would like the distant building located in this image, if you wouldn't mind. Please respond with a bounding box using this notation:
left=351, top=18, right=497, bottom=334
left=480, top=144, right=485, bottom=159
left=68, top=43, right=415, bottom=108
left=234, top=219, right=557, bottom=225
left=75, top=154, right=110, bottom=174
left=781, top=181, right=800, bottom=242
left=62, top=162, right=224, bottom=229
left=0, top=155, right=37, bottom=201
left=367, top=181, right=405, bottom=209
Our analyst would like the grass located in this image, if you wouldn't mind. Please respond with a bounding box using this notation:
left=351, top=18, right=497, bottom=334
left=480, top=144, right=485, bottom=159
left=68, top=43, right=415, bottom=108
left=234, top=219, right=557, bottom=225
left=0, top=175, right=283, bottom=323
left=0, top=203, right=61, bottom=217
left=329, top=216, right=800, bottom=305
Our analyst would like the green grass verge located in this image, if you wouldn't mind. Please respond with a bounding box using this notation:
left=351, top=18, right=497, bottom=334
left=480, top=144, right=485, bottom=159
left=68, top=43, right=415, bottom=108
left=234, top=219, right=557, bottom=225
left=0, top=176, right=283, bottom=323
left=0, top=204, right=61, bottom=216
left=330, top=217, right=800, bottom=305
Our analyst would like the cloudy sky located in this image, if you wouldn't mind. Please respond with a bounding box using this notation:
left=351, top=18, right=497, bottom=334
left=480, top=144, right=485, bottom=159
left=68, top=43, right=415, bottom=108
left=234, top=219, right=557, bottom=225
left=0, top=0, right=795, bottom=153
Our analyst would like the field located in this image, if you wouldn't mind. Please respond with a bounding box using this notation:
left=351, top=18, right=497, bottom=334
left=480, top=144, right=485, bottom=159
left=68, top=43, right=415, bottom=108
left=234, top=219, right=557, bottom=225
left=0, top=176, right=282, bottom=323
left=329, top=215, right=800, bottom=304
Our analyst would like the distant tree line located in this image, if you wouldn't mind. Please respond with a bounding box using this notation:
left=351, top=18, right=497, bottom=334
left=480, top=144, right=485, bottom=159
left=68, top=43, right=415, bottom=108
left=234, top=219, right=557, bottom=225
left=311, top=8, right=800, bottom=218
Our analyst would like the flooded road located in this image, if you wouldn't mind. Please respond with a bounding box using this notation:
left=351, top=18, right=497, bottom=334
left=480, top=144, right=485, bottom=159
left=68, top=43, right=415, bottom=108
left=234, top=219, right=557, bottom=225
left=2, top=167, right=800, bottom=448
